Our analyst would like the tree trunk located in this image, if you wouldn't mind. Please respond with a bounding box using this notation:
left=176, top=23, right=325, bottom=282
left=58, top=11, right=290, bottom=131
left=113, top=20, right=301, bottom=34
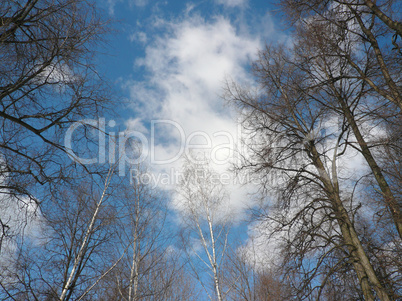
left=337, top=95, right=402, bottom=240
left=310, top=145, right=391, bottom=301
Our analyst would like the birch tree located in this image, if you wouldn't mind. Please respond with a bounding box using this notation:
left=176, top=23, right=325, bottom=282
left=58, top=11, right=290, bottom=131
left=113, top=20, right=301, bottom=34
left=58, top=168, right=117, bottom=301
left=177, top=157, right=232, bottom=301
left=0, top=167, right=121, bottom=300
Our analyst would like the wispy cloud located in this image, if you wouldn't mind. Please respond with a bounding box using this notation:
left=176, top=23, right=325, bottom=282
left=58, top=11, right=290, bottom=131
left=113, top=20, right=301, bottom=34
left=214, top=0, right=248, bottom=8
left=106, top=0, right=148, bottom=15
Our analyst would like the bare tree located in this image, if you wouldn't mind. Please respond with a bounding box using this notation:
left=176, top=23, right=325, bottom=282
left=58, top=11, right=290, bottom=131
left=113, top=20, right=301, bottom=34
left=223, top=1, right=401, bottom=298
left=0, top=0, right=111, bottom=249
left=98, top=251, right=199, bottom=301
left=58, top=168, right=117, bottom=301
left=102, top=164, right=180, bottom=301
left=177, top=157, right=232, bottom=301
left=225, top=39, right=397, bottom=299
left=276, top=3, right=402, bottom=240
left=0, top=166, right=121, bottom=300
left=287, top=2, right=402, bottom=240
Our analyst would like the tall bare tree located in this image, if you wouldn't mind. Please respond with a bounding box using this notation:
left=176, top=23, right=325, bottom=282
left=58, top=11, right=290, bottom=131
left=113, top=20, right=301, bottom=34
left=284, top=0, right=402, bottom=240
left=177, top=157, right=232, bottom=301
left=275, top=0, right=402, bottom=238
left=224, top=1, right=401, bottom=298
left=225, top=39, right=398, bottom=299
left=0, top=0, right=111, bottom=250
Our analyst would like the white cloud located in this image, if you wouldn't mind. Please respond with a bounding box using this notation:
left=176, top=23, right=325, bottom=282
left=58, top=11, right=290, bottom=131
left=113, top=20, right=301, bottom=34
left=215, top=0, right=247, bottom=8
left=126, top=14, right=270, bottom=219
left=0, top=192, right=45, bottom=275
left=32, top=62, right=75, bottom=93
left=106, top=0, right=147, bottom=15
left=106, top=0, right=122, bottom=15
left=240, top=221, right=285, bottom=271
left=129, top=31, right=148, bottom=44
left=125, top=117, right=149, bottom=133
left=131, top=0, right=148, bottom=6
